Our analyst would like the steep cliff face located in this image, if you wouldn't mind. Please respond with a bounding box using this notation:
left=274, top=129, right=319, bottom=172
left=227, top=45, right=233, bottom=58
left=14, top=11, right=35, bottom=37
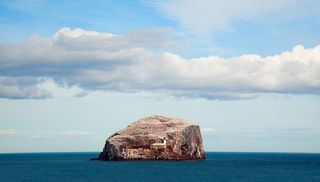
left=98, top=115, right=205, bottom=161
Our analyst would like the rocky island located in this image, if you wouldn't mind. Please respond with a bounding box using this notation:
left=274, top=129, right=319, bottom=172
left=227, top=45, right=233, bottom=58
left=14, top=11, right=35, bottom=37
left=97, top=115, right=205, bottom=161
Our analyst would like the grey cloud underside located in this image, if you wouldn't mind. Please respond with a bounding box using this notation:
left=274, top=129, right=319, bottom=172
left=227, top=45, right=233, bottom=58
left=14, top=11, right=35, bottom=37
left=0, top=28, right=320, bottom=100
left=0, top=77, right=52, bottom=99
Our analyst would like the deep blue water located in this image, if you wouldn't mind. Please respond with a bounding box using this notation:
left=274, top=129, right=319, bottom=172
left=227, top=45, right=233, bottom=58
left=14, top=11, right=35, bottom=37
left=0, top=152, right=320, bottom=181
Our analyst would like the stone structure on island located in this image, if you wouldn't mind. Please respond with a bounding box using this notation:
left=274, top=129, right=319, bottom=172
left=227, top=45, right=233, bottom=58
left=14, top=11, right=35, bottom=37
left=97, top=115, right=205, bottom=161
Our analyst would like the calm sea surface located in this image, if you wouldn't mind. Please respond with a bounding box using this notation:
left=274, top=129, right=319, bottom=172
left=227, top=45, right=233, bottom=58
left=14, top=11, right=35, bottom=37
left=0, top=152, right=319, bottom=181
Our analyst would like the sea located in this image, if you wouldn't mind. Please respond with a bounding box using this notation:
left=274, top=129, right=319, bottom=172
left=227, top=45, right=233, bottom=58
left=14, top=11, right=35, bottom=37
left=0, top=152, right=319, bottom=181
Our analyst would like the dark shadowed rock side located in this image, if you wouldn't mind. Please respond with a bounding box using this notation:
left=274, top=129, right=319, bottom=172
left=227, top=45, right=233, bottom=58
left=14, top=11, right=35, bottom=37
left=97, top=115, right=205, bottom=161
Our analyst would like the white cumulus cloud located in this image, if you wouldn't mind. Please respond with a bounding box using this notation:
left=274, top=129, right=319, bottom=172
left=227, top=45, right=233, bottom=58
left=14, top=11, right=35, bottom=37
left=0, top=28, right=320, bottom=100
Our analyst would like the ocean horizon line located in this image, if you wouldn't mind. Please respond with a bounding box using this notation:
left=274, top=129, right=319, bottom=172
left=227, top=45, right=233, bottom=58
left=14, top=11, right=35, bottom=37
left=1, top=151, right=320, bottom=155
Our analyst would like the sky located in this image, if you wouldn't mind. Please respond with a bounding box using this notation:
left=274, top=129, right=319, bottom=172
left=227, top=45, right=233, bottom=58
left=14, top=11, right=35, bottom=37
left=0, top=0, right=320, bottom=153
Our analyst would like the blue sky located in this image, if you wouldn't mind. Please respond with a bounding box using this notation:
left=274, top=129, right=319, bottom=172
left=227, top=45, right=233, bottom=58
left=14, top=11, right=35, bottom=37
left=0, top=0, right=320, bottom=153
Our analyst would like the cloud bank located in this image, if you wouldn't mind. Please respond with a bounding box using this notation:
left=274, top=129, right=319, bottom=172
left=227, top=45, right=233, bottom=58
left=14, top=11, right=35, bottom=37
left=0, top=129, right=97, bottom=139
left=0, top=28, right=320, bottom=100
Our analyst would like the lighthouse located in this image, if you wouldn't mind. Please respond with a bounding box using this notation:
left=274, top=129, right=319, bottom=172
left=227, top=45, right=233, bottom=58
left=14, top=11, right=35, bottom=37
left=150, top=137, right=167, bottom=150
